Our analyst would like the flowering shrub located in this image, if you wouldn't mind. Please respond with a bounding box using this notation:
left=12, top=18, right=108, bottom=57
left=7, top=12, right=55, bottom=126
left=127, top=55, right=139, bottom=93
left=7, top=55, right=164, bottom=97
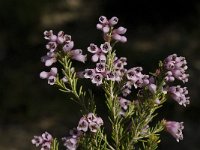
left=32, top=16, right=190, bottom=150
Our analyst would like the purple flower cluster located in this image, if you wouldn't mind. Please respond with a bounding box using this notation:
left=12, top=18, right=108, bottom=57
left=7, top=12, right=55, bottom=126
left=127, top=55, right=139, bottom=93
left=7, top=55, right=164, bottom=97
left=85, top=42, right=150, bottom=94
left=62, top=113, right=103, bottom=150
left=40, top=67, right=57, bottom=85
left=126, top=67, right=149, bottom=88
left=122, top=67, right=149, bottom=97
left=87, top=42, right=111, bottom=63
left=62, top=129, right=82, bottom=150
left=40, top=30, right=87, bottom=85
left=84, top=41, right=128, bottom=86
left=77, top=113, right=103, bottom=133
left=168, top=85, right=190, bottom=107
left=31, top=132, right=53, bottom=150
left=96, top=16, right=127, bottom=43
left=42, top=30, right=70, bottom=66
left=164, top=54, right=189, bottom=83
left=41, top=52, right=57, bottom=67
left=165, top=121, right=184, bottom=142
left=83, top=57, right=128, bottom=86
left=43, top=30, right=86, bottom=63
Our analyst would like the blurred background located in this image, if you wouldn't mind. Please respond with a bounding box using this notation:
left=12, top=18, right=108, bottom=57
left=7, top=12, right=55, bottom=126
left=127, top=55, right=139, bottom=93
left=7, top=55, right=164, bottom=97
left=0, top=0, right=200, bottom=149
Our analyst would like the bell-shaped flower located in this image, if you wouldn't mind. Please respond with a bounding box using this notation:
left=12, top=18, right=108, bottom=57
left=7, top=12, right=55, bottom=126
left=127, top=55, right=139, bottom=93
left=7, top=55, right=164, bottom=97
left=164, top=54, right=189, bottom=83
left=41, top=52, right=57, bottom=67
left=40, top=67, right=57, bottom=85
left=31, top=136, right=43, bottom=147
left=77, top=117, right=89, bottom=132
left=69, top=49, right=87, bottom=63
left=63, top=41, right=74, bottom=52
left=44, top=30, right=57, bottom=42
left=168, top=85, right=190, bottom=107
left=46, top=42, right=57, bottom=52
left=165, top=121, right=184, bottom=142
left=91, top=73, right=103, bottom=86
left=62, top=137, right=78, bottom=150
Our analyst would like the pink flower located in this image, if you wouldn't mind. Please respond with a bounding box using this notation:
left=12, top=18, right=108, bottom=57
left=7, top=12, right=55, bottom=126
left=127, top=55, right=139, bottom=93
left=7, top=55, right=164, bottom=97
left=57, top=31, right=71, bottom=44
left=83, top=69, right=95, bottom=79
left=91, top=73, right=103, bottom=86
left=42, top=132, right=52, bottom=142
left=41, top=142, right=51, bottom=150
left=31, top=136, right=43, bottom=147
left=112, top=27, right=127, bottom=43
left=87, top=113, right=96, bottom=123
left=62, top=137, right=78, bottom=150
left=77, top=113, right=104, bottom=133
left=46, top=42, right=57, bottom=52
left=40, top=67, right=57, bottom=85
left=31, top=132, right=53, bottom=150
left=96, top=16, right=127, bottom=43
left=41, top=52, right=57, bottom=67
left=126, top=67, right=149, bottom=88
left=87, top=42, right=111, bottom=63
left=44, top=30, right=57, bottom=41
left=96, top=62, right=106, bottom=73
left=168, top=85, right=190, bottom=107
left=148, top=84, right=157, bottom=94
left=77, top=117, right=89, bottom=132
left=119, top=97, right=131, bottom=111
left=63, top=41, right=74, bottom=52
left=69, top=49, right=87, bottom=63
left=96, top=16, right=110, bottom=33
left=164, top=54, right=189, bottom=83
left=109, top=16, right=119, bottom=26
left=165, top=121, right=184, bottom=142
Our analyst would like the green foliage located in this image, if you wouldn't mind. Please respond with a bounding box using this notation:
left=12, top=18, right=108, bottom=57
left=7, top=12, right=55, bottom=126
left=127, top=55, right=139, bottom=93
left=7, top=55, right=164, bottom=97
left=55, top=54, right=96, bottom=113
left=51, top=138, right=59, bottom=150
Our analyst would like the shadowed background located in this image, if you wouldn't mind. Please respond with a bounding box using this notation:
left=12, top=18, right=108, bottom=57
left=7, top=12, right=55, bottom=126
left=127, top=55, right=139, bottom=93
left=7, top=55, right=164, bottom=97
left=0, top=0, right=200, bottom=149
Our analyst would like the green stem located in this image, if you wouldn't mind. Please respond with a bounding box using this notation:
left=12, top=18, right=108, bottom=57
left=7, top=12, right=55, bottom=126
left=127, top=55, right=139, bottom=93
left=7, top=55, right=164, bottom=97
left=99, top=132, right=116, bottom=150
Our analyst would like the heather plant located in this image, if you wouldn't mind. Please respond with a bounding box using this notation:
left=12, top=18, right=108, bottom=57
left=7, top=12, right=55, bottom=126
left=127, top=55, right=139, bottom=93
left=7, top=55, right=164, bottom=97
left=32, top=16, right=190, bottom=150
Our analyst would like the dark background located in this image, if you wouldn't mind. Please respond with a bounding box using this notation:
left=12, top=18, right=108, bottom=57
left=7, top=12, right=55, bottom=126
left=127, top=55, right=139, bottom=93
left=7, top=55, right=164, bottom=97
left=0, top=0, right=200, bottom=149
